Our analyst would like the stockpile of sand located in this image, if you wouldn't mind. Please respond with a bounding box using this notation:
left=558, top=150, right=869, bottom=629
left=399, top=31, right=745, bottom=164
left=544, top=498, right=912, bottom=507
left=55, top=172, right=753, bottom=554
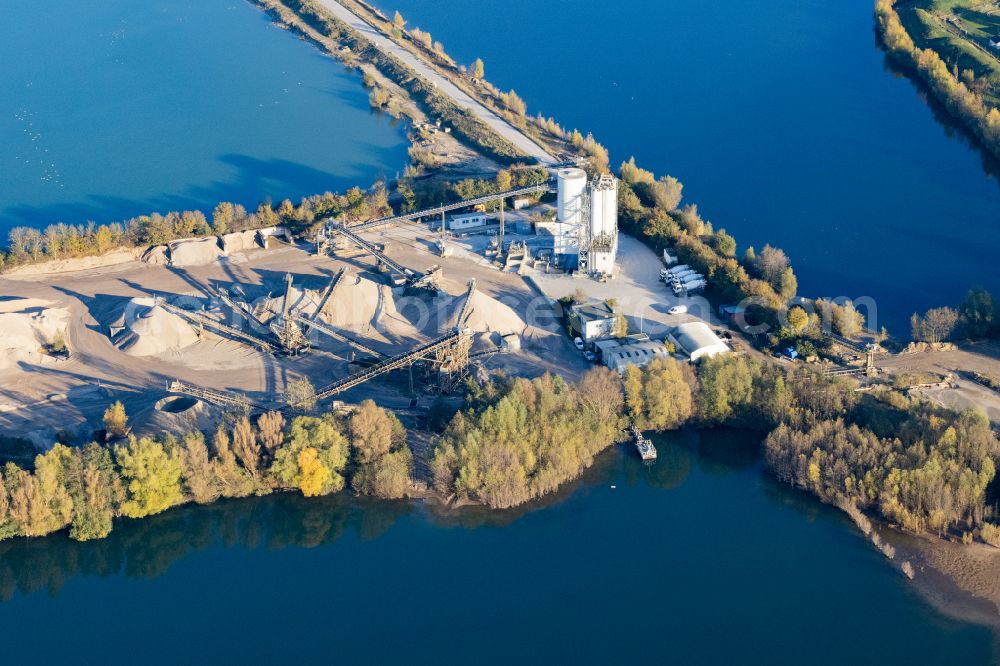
left=259, top=285, right=313, bottom=323
left=132, top=396, right=220, bottom=438
left=141, top=245, right=169, bottom=265
left=320, top=274, right=382, bottom=331
left=115, top=298, right=200, bottom=356
left=221, top=230, right=260, bottom=253
left=463, top=291, right=526, bottom=336
left=441, top=282, right=526, bottom=336
left=169, top=237, right=224, bottom=267
left=0, top=299, right=70, bottom=371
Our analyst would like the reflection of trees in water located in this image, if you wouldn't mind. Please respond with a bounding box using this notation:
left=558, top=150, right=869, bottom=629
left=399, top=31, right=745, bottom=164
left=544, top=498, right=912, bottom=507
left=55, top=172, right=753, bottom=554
left=621, top=431, right=694, bottom=491
left=691, top=428, right=761, bottom=476
left=0, top=492, right=414, bottom=602
left=424, top=447, right=623, bottom=530
left=878, top=47, right=1000, bottom=187
left=0, top=428, right=776, bottom=603
left=758, top=472, right=831, bottom=528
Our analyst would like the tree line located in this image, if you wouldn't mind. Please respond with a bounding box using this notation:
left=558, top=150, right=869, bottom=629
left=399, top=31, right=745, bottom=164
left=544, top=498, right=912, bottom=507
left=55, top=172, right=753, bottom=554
left=427, top=350, right=1000, bottom=544
left=0, top=183, right=393, bottom=273
left=910, top=287, right=999, bottom=343
left=616, top=156, right=801, bottom=338
left=876, top=0, right=1000, bottom=163
left=0, top=400, right=412, bottom=543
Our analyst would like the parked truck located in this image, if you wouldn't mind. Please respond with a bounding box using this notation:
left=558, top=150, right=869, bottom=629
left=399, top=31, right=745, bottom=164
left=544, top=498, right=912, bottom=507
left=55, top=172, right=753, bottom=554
left=669, top=268, right=699, bottom=282
left=676, top=277, right=707, bottom=294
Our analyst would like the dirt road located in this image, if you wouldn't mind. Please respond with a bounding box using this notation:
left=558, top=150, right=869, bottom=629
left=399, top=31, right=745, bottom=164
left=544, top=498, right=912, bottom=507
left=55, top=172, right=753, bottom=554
left=313, top=0, right=557, bottom=165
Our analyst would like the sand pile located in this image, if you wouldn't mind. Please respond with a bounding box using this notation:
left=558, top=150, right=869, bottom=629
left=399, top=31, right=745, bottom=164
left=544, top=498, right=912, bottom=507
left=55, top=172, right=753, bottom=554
left=221, top=230, right=260, bottom=253
left=320, top=274, right=382, bottom=331
left=132, top=396, right=221, bottom=438
left=141, top=245, right=169, bottom=265
left=169, top=237, right=224, bottom=267
left=115, top=298, right=200, bottom=356
left=259, top=285, right=314, bottom=323
left=440, top=283, right=526, bottom=336
left=0, top=298, right=70, bottom=371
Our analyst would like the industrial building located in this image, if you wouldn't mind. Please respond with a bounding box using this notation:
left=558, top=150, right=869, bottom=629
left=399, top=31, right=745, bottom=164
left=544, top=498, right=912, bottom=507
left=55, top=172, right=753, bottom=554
left=670, top=322, right=730, bottom=362
left=570, top=301, right=620, bottom=342
left=447, top=212, right=489, bottom=231
left=554, top=167, right=619, bottom=275
left=601, top=339, right=672, bottom=373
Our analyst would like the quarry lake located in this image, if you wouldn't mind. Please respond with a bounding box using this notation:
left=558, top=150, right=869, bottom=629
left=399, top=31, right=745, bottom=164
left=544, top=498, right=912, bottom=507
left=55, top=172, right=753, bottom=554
left=379, top=0, right=1000, bottom=335
left=0, top=431, right=994, bottom=664
left=0, top=0, right=409, bottom=233
left=2, top=1, right=1000, bottom=661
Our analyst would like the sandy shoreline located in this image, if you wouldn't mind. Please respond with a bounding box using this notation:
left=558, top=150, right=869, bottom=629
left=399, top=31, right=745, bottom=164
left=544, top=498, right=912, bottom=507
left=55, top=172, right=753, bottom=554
left=883, top=527, right=1000, bottom=630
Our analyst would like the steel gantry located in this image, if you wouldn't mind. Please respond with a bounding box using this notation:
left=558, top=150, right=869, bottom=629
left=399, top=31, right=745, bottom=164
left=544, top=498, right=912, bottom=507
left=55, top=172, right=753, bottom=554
left=337, top=183, right=551, bottom=234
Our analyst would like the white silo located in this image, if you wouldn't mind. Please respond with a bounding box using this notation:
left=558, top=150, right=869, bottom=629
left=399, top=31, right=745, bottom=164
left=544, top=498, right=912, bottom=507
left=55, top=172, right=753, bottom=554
left=589, top=174, right=618, bottom=275
left=555, top=167, right=587, bottom=262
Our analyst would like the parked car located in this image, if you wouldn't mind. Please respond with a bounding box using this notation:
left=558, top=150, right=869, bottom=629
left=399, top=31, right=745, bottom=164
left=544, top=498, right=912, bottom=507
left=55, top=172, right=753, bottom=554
left=573, top=337, right=585, bottom=351
left=584, top=351, right=596, bottom=362
left=668, top=304, right=688, bottom=315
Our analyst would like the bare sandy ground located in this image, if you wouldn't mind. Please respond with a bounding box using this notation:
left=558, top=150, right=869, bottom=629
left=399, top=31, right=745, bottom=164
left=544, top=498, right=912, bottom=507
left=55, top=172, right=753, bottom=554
left=885, top=528, right=1000, bottom=630
left=0, top=229, right=587, bottom=444
left=878, top=341, right=1000, bottom=424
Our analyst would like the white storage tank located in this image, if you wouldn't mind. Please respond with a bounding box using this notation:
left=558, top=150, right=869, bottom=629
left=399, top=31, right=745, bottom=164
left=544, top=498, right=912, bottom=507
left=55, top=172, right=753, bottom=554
left=589, top=173, right=618, bottom=275
left=556, top=168, right=587, bottom=260
left=557, top=168, right=587, bottom=225
left=590, top=174, right=617, bottom=237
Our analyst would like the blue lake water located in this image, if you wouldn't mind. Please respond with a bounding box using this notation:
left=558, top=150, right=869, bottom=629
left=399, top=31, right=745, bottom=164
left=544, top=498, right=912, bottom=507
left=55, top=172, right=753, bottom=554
left=378, top=0, right=1000, bottom=335
left=0, top=431, right=994, bottom=664
left=0, top=0, right=408, bottom=232
left=0, top=2, right=998, bottom=661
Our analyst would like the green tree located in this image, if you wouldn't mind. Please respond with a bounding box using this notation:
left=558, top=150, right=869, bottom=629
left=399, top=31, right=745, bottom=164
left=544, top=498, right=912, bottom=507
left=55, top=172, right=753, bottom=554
left=349, top=400, right=405, bottom=464
left=103, top=401, right=128, bottom=439
left=271, top=416, right=349, bottom=496
left=211, top=426, right=255, bottom=498
left=712, top=229, right=736, bottom=257
left=698, top=354, right=754, bottom=424
left=779, top=267, right=798, bottom=301
left=642, top=358, right=695, bottom=431
left=960, top=287, right=997, bottom=339
left=65, top=443, right=118, bottom=541
left=231, top=416, right=263, bottom=487
left=180, top=432, right=220, bottom=504
left=911, top=306, right=958, bottom=343
left=622, top=365, right=645, bottom=422
left=116, top=437, right=183, bottom=519
left=787, top=305, right=809, bottom=332
left=0, top=467, right=15, bottom=540
left=297, top=447, right=331, bottom=497
left=211, top=202, right=235, bottom=234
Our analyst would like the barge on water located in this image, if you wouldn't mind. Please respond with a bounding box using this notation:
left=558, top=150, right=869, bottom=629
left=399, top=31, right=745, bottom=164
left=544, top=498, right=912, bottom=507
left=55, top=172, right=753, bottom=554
left=630, top=424, right=657, bottom=461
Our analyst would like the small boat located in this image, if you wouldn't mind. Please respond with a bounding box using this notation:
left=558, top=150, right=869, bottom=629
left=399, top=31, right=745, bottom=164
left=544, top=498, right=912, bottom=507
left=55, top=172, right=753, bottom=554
left=631, top=424, right=657, bottom=462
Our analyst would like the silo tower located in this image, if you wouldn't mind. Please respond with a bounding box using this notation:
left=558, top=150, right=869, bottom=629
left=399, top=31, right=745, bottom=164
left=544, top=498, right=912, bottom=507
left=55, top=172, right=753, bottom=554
left=555, top=167, right=587, bottom=268
left=589, top=174, right=618, bottom=275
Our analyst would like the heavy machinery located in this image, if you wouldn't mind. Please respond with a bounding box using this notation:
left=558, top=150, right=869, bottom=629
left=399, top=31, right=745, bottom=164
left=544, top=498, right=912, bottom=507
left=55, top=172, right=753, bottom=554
left=296, top=279, right=481, bottom=407
left=326, top=222, right=441, bottom=290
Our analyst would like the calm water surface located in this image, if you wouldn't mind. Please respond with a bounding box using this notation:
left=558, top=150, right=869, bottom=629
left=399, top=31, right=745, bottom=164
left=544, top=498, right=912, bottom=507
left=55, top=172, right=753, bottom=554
left=1, top=3, right=998, bottom=661
left=0, top=0, right=408, bottom=231
left=378, top=0, right=1000, bottom=334
left=0, top=432, right=994, bottom=664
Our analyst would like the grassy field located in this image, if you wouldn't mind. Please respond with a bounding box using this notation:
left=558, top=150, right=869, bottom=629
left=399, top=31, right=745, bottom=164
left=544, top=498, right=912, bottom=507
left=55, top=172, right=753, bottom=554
left=898, top=0, right=1000, bottom=104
